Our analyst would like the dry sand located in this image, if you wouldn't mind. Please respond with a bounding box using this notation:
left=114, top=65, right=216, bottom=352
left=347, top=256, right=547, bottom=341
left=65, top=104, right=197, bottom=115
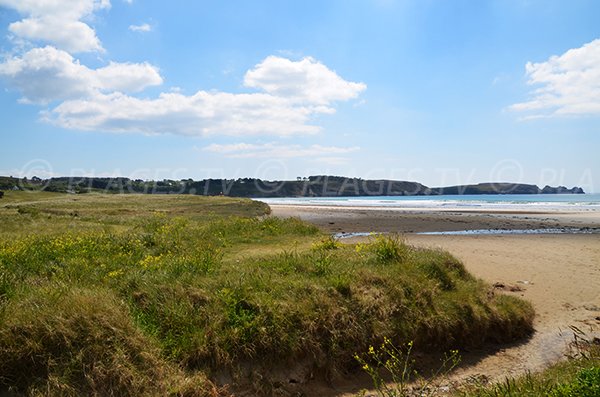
left=269, top=205, right=600, bottom=395
left=407, top=233, right=600, bottom=380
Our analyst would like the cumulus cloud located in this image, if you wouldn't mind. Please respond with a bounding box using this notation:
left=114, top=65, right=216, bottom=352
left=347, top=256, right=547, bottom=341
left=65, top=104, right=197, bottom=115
left=47, top=91, right=324, bottom=136
left=9, top=17, right=103, bottom=53
left=38, top=56, right=365, bottom=136
left=0, top=46, right=94, bottom=104
left=129, top=23, right=151, bottom=32
left=0, top=46, right=162, bottom=104
left=96, top=61, right=163, bottom=92
left=203, top=142, right=360, bottom=158
left=0, top=2, right=366, bottom=137
left=510, top=39, right=600, bottom=117
left=244, top=56, right=366, bottom=106
left=0, top=0, right=110, bottom=17
left=0, top=0, right=110, bottom=52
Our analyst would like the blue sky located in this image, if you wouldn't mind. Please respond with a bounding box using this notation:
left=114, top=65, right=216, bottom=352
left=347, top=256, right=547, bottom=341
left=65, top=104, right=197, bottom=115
left=0, top=0, right=599, bottom=192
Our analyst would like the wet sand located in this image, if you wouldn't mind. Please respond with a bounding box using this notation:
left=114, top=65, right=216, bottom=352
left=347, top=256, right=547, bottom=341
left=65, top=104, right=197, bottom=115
left=269, top=204, right=600, bottom=234
left=270, top=205, right=600, bottom=395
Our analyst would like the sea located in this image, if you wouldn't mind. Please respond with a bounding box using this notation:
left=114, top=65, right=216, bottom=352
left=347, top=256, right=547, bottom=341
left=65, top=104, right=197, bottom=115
left=257, top=194, right=600, bottom=212
left=258, top=194, right=600, bottom=236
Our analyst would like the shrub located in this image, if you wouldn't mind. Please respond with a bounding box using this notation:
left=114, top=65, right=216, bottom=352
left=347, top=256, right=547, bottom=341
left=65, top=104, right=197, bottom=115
left=311, top=236, right=341, bottom=251
left=370, top=234, right=408, bottom=263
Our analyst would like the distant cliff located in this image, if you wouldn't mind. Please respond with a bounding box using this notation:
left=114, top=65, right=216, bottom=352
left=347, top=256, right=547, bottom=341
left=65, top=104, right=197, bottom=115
left=0, top=175, right=585, bottom=197
left=431, top=183, right=585, bottom=195
left=540, top=185, right=585, bottom=194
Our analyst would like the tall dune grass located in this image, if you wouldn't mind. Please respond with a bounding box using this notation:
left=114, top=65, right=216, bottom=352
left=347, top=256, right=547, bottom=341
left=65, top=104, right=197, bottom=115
left=0, top=192, right=535, bottom=395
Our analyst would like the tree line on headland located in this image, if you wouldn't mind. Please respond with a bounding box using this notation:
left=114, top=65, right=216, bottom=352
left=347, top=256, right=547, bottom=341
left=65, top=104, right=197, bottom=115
left=0, top=175, right=584, bottom=197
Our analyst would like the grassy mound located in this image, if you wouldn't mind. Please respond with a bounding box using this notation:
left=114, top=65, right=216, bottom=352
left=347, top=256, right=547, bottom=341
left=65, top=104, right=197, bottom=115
left=0, top=192, right=534, bottom=395
left=0, top=287, right=220, bottom=396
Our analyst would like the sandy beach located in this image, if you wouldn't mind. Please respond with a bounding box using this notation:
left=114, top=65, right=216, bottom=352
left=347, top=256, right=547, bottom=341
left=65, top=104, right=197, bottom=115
left=407, top=233, right=600, bottom=381
left=270, top=204, right=600, bottom=391
left=269, top=204, right=600, bottom=234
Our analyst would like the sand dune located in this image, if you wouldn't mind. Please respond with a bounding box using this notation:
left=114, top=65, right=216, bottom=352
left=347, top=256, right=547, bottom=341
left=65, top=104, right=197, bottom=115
left=271, top=205, right=600, bottom=393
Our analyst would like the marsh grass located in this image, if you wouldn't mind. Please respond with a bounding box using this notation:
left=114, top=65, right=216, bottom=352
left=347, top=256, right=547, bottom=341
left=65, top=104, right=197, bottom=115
left=0, top=191, right=535, bottom=395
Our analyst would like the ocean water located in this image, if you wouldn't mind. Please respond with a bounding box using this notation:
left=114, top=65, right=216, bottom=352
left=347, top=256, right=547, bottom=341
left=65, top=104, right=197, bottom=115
left=257, top=194, right=600, bottom=212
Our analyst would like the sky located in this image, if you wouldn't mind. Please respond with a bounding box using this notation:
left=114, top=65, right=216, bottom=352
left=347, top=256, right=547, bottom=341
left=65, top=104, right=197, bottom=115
left=0, top=0, right=599, bottom=192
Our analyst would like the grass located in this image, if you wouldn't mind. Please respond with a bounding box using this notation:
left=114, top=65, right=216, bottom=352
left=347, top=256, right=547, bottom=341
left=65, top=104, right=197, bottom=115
left=456, top=341, right=600, bottom=397
left=354, top=332, right=600, bottom=397
left=0, top=191, right=535, bottom=395
left=0, top=286, right=219, bottom=397
left=0, top=190, right=270, bottom=238
left=355, top=338, right=461, bottom=397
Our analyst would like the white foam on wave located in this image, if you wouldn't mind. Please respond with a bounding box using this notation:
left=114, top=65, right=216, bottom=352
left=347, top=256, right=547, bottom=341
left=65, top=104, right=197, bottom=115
left=418, top=228, right=600, bottom=235
left=257, top=195, right=600, bottom=212
left=333, top=228, right=600, bottom=238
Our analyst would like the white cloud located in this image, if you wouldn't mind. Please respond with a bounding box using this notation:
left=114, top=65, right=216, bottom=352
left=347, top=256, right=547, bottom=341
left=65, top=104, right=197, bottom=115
left=0, top=46, right=94, bottom=104
left=244, top=56, right=366, bottom=106
left=96, top=61, right=162, bottom=92
left=0, top=0, right=110, bottom=52
left=9, top=17, right=103, bottom=53
left=47, top=91, right=324, bottom=136
left=0, top=46, right=162, bottom=104
left=0, top=0, right=110, bottom=19
left=129, top=23, right=151, bottom=32
left=510, top=39, right=600, bottom=117
left=0, top=1, right=366, bottom=139
left=203, top=142, right=360, bottom=159
left=40, top=56, right=365, bottom=136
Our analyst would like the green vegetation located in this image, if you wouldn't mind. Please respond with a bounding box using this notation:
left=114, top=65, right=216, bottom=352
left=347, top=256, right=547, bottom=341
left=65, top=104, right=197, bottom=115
left=0, top=191, right=535, bottom=395
left=457, top=342, right=600, bottom=397
left=431, top=182, right=584, bottom=195
left=355, top=338, right=460, bottom=397
left=353, top=329, right=599, bottom=397
left=0, top=174, right=584, bottom=197
left=0, top=190, right=269, bottom=238
left=0, top=175, right=433, bottom=197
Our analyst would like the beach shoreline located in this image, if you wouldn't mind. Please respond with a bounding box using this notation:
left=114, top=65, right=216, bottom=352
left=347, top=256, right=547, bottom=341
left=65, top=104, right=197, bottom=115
left=407, top=234, right=600, bottom=378
left=269, top=204, right=600, bottom=234
left=269, top=204, right=600, bottom=392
